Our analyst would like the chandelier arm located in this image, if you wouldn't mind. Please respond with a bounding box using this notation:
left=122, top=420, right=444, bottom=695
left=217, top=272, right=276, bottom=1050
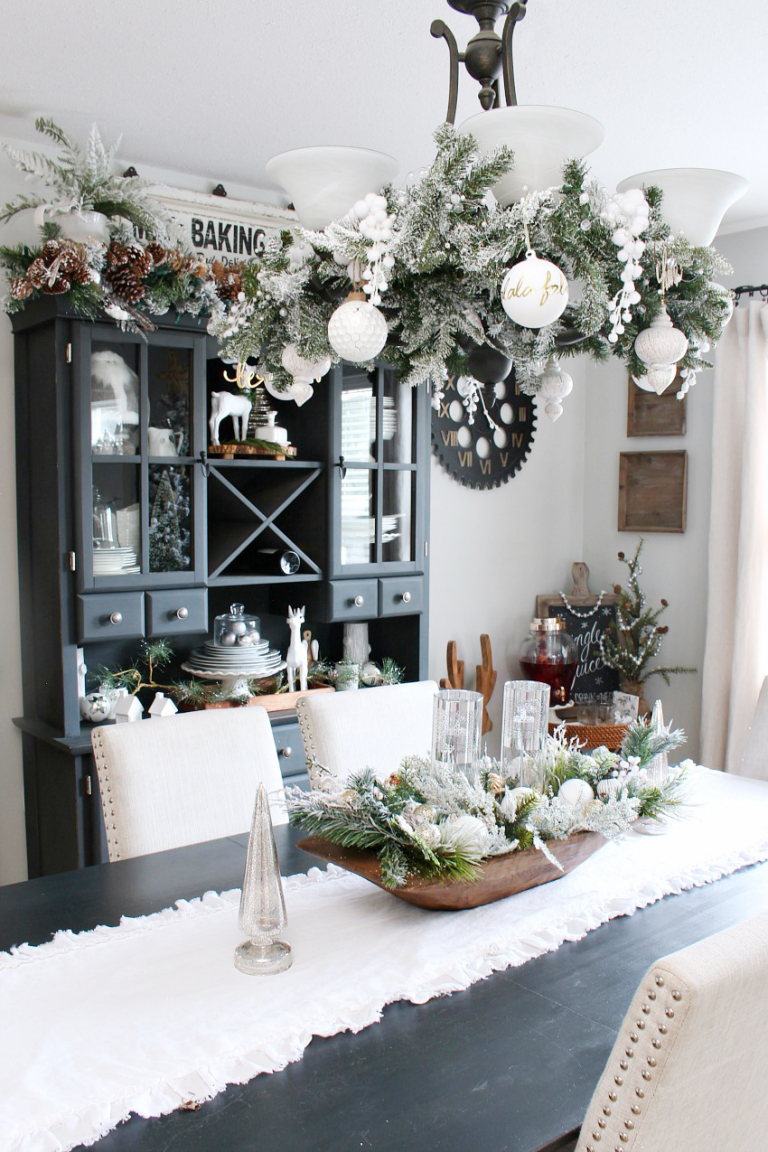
left=431, top=19, right=461, bottom=125
left=500, top=1, right=528, bottom=107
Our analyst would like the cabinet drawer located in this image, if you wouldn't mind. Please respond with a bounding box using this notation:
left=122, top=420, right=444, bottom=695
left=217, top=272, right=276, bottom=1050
left=146, top=589, right=208, bottom=636
left=328, top=579, right=379, bottom=622
left=379, top=576, right=424, bottom=616
left=271, top=720, right=308, bottom=779
left=77, top=592, right=144, bottom=642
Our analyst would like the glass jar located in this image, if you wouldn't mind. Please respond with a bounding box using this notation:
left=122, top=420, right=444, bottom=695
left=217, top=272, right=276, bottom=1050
left=214, top=603, right=261, bottom=648
left=518, top=617, right=577, bottom=705
left=92, top=487, right=120, bottom=550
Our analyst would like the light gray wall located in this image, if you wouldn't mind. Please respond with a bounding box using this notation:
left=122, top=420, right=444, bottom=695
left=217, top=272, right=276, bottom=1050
left=428, top=360, right=587, bottom=753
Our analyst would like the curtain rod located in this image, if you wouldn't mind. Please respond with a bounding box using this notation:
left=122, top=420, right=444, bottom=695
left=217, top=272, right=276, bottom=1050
left=733, top=284, right=768, bottom=302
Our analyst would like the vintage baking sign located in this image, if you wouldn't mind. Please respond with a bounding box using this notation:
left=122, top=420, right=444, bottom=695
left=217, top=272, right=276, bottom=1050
left=146, top=186, right=297, bottom=265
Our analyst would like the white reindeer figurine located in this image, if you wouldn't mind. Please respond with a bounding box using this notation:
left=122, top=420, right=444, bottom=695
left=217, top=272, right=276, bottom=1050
left=286, top=606, right=308, bottom=693
left=209, top=391, right=252, bottom=446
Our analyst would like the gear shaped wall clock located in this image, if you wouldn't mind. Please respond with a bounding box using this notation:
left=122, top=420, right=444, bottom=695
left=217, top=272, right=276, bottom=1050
left=431, top=369, right=536, bottom=489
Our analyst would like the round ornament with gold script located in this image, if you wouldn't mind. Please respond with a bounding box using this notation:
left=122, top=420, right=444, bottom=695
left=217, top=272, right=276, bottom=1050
left=432, top=368, right=536, bottom=490
left=500, top=252, right=569, bottom=328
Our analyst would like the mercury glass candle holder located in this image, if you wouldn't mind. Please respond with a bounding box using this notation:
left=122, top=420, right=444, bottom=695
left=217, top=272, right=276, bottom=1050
left=234, top=783, right=292, bottom=976
left=431, top=689, right=484, bottom=774
left=500, top=680, right=550, bottom=787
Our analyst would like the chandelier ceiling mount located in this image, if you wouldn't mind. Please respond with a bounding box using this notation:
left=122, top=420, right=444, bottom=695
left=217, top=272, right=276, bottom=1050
left=433, top=0, right=527, bottom=119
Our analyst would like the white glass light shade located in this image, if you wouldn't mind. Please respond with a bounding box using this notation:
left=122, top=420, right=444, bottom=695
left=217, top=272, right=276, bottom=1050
left=328, top=298, right=388, bottom=362
left=635, top=304, right=688, bottom=367
left=265, top=146, right=399, bottom=230
left=501, top=254, right=569, bottom=328
left=617, top=168, right=747, bottom=247
left=458, top=106, right=604, bottom=205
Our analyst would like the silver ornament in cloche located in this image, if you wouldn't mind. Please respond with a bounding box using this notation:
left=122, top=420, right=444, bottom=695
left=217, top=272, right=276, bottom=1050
left=537, top=356, right=574, bottom=422
left=328, top=291, right=388, bottom=363
left=634, top=302, right=688, bottom=395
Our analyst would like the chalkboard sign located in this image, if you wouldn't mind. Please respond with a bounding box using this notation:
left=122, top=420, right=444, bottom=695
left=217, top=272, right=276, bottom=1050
left=536, top=564, right=621, bottom=698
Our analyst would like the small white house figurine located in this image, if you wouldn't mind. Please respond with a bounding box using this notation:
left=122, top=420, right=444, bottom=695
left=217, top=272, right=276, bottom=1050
left=148, top=691, right=178, bottom=719
left=114, top=695, right=144, bottom=723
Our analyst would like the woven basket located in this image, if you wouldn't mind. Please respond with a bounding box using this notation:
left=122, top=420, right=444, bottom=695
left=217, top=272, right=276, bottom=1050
left=549, top=722, right=629, bottom=751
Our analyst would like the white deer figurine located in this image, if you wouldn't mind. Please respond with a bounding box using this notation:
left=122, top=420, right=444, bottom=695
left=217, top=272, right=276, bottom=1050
left=209, top=391, right=252, bottom=446
left=286, top=605, right=308, bottom=693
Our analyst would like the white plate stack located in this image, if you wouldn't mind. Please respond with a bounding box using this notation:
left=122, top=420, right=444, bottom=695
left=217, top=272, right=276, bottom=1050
left=93, top=546, right=140, bottom=575
left=184, top=639, right=283, bottom=679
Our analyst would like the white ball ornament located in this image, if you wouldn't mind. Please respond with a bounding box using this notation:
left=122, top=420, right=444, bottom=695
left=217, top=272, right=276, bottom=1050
left=328, top=294, right=388, bottom=363
left=557, top=778, right=595, bottom=807
left=501, top=252, right=569, bottom=328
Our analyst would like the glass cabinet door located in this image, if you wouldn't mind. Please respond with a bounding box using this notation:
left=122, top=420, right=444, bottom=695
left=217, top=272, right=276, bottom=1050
left=76, top=326, right=205, bottom=589
left=332, top=364, right=424, bottom=577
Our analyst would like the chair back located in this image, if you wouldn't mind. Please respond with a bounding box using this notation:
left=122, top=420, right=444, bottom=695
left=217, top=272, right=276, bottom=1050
left=575, top=909, right=768, bottom=1151
left=91, top=707, right=286, bottom=862
left=296, top=680, right=438, bottom=785
left=740, top=675, right=768, bottom=779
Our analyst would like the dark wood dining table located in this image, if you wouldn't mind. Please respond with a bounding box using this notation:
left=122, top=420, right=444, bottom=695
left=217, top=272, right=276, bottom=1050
left=3, top=825, right=768, bottom=1152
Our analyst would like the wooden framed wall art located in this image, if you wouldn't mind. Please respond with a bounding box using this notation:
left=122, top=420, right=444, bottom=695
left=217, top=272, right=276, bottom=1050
left=626, top=374, right=687, bottom=437
left=618, top=450, right=688, bottom=533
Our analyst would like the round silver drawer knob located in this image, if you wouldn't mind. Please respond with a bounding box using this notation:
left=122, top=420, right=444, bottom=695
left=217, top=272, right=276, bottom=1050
left=353, top=595, right=364, bottom=607
left=280, top=747, right=293, bottom=758
left=401, top=591, right=412, bottom=603
left=109, top=611, right=123, bottom=626
left=176, top=607, right=189, bottom=620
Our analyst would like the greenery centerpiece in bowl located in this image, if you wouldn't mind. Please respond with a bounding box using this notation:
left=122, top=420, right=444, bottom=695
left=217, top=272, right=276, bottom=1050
left=287, top=719, right=689, bottom=910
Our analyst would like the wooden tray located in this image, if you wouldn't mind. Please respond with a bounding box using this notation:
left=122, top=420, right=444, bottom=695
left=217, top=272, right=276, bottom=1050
left=296, top=831, right=604, bottom=911
left=208, top=442, right=297, bottom=460
left=203, top=686, right=334, bottom=712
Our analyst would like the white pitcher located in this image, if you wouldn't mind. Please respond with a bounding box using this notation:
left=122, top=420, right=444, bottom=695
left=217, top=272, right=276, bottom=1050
left=148, top=427, right=183, bottom=456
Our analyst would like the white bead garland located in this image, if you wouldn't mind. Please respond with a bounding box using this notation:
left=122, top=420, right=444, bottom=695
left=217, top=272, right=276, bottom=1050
left=558, top=590, right=606, bottom=618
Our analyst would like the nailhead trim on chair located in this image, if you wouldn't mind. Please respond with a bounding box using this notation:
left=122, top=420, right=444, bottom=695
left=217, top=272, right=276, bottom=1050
left=578, top=968, right=685, bottom=1151
left=91, top=729, right=121, bottom=861
left=295, top=698, right=321, bottom=786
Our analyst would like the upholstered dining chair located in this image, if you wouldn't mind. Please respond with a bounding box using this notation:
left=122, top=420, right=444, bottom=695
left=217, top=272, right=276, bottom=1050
left=91, top=706, right=286, bottom=861
left=740, top=675, right=768, bottom=779
left=296, top=679, right=439, bottom=785
left=570, top=908, right=768, bottom=1151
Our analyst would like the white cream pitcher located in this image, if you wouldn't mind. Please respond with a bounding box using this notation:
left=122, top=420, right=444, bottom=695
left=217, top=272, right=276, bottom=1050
left=148, top=427, right=183, bottom=456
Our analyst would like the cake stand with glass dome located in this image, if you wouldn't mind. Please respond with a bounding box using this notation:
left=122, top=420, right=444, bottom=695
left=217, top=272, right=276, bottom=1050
left=181, top=604, right=285, bottom=698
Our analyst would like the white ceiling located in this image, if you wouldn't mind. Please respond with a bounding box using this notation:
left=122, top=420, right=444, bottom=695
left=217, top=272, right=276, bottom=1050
left=0, top=0, right=766, bottom=230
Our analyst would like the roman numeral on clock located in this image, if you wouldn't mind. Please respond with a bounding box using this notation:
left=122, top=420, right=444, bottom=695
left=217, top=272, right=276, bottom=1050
left=458, top=449, right=473, bottom=468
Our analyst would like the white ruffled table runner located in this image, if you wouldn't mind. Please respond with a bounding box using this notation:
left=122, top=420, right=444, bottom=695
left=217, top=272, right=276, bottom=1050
left=4, top=768, right=768, bottom=1152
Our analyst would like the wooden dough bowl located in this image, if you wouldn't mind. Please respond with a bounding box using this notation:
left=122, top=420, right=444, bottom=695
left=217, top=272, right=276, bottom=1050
left=296, top=831, right=605, bottom=911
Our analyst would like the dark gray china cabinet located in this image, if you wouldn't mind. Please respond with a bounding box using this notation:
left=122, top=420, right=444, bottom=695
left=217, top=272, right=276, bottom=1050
left=12, top=299, right=431, bottom=877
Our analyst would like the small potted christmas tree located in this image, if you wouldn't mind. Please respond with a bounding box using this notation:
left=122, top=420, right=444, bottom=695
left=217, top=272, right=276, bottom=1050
left=599, top=539, right=694, bottom=715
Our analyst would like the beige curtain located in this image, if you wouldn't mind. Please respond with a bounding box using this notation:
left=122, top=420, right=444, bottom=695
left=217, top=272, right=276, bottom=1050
left=701, top=301, right=768, bottom=775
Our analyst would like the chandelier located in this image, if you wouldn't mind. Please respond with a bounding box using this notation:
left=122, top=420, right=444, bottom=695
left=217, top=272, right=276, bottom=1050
left=210, top=0, right=746, bottom=420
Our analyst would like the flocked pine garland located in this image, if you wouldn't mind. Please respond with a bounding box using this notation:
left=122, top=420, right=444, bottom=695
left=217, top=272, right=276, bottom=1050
left=0, top=120, right=734, bottom=400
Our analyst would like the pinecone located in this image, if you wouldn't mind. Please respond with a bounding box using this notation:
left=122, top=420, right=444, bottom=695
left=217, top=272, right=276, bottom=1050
left=211, top=260, right=244, bottom=302
left=9, top=276, right=33, bottom=300
left=105, top=241, right=151, bottom=304
left=108, top=267, right=145, bottom=304
left=26, top=240, right=91, bottom=294
left=145, top=242, right=168, bottom=267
